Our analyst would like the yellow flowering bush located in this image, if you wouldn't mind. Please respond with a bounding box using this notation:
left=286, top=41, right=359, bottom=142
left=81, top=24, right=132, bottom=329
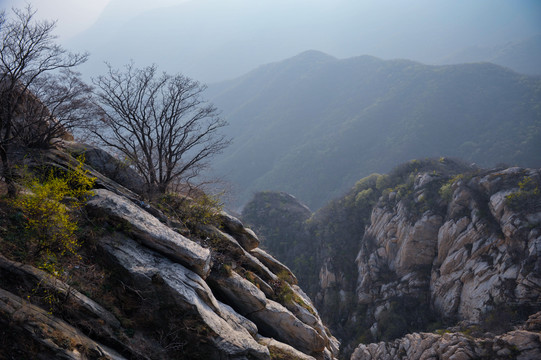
left=12, top=156, right=95, bottom=275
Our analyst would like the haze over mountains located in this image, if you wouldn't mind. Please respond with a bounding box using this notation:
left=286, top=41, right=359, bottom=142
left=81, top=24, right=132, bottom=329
left=441, top=34, right=541, bottom=76
left=63, top=0, right=541, bottom=83
left=2, top=2, right=541, bottom=359
left=208, top=51, right=541, bottom=210
left=50, top=0, right=540, bottom=211
left=7, top=0, right=540, bottom=209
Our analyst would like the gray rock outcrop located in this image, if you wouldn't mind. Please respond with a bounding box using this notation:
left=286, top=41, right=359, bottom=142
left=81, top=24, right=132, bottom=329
left=101, top=233, right=270, bottom=360
left=352, top=166, right=541, bottom=358
left=86, top=189, right=212, bottom=278
left=352, top=312, right=541, bottom=360
left=85, top=189, right=338, bottom=359
left=219, top=211, right=260, bottom=251
left=63, top=141, right=146, bottom=195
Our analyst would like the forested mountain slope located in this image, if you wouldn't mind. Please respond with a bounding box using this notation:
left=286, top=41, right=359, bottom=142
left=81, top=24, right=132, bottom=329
left=208, top=51, right=541, bottom=209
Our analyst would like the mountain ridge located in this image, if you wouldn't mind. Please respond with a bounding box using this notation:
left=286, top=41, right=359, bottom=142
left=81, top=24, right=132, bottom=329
left=66, top=0, right=541, bottom=82
left=440, top=34, right=541, bottom=75
left=208, top=51, right=541, bottom=210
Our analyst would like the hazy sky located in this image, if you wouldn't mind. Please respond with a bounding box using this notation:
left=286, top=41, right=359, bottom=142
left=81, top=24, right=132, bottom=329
left=1, top=0, right=110, bottom=40
left=0, top=0, right=189, bottom=40
left=2, top=0, right=540, bottom=82
left=3, top=0, right=538, bottom=42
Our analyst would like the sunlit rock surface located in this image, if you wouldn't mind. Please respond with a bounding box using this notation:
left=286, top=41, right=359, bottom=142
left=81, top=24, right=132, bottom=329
left=353, top=167, right=541, bottom=358
left=0, top=145, right=339, bottom=359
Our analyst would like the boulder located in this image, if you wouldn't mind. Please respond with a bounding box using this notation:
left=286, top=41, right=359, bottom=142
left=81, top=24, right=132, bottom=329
left=86, top=189, right=211, bottom=278
left=208, top=271, right=267, bottom=316
left=198, top=224, right=279, bottom=285
left=0, top=288, right=126, bottom=360
left=251, top=299, right=326, bottom=354
left=218, top=211, right=260, bottom=250
left=208, top=272, right=328, bottom=355
left=218, top=302, right=259, bottom=337
left=251, top=248, right=298, bottom=284
left=257, top=336, right=317, bottom=360
left=101, top=234, right=270, bottom=360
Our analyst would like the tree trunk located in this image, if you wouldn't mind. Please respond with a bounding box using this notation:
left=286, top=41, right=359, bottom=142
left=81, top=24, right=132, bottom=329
left=0, top=145, right=16, bottom=197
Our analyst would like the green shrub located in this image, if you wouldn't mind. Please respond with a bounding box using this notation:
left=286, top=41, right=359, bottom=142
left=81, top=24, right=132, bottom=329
left=272, top=278, right=294, bottom=304
left=505, top=175, right=541, bottom=211
left=221, top=263, right=232, bottom=276
left=439, top=174, right=466, bottom=202
left=355, top=188, right=374, bottom=206
left=158, top=192, right=223, bottom=231
left=439, top=182, right=453, bottom=202
left=276, top=269, right=296, bottom=285
left=375, top=174, right=391, bottom=191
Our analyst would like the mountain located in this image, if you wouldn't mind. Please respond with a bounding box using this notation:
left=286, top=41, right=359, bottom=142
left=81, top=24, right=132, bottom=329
left=242, top=158, right=541, bottom=358
left=208, top=51, right=541, bottom=210
left=441, top=35, right=541, bottom=75
left=0, top=141, right=339, bottom=359
left=66, top=0, right=541, bottom=83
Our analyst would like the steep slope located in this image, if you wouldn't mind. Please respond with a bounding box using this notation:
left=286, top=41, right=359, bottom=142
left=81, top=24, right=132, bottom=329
left=0, top=142, right=339, bottom=360
left=209, top=51, right=541, bottom=209
left=350, top=164, right=541, bottom=359
left=242, top=159, right=541, bottom=358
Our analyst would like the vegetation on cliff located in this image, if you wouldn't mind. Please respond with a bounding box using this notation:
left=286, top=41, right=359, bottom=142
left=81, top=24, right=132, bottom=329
left=243, top=158, right=541, bottom=358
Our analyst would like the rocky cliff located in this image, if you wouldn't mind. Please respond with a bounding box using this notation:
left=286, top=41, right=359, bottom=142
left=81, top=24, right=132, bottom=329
left=242, top=159, right=541, bottom=359
left=0, top=142, right=339, bottom=360
left=355, top=166, right=541, bottom=337
left=351, top=311, right=541, bottom=360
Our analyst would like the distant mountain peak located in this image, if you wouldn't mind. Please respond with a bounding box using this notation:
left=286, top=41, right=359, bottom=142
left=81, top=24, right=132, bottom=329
left=292, top=50, right=337, bottom=63
left=264, top=50, right=337, bottom=70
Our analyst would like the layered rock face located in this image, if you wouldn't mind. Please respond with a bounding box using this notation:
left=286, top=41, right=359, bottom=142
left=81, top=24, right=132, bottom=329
left=432, top=168, right=541, bottom=322
left=352, top=311, right=541, bottom=360
left=0, top=144, right=339, bottom=360
left=353, top=166, right=541, bottom=358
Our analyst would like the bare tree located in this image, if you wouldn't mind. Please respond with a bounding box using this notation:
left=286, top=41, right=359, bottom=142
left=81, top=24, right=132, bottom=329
left=93, top=63, right=230, bottom=196
left=0, top=6, right=90, bottom=194
left=14, top=68, right=96, bottom=147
